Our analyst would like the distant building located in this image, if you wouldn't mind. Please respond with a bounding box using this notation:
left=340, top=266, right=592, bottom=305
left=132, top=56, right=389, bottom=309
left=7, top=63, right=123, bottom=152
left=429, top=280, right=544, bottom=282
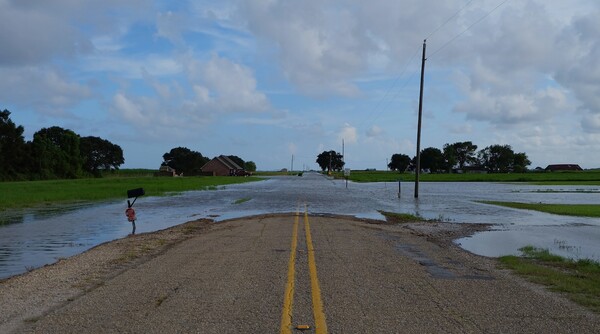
left=545, top=164, right=583, bottom=172
left=201, top=155, right=245, bottom=176
left=155, top=165, right=176, bottom=177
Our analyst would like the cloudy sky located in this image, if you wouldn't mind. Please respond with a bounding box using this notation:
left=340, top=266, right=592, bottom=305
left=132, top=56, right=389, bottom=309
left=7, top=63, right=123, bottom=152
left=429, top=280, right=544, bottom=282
left=2, top=0, right=600, bottom=170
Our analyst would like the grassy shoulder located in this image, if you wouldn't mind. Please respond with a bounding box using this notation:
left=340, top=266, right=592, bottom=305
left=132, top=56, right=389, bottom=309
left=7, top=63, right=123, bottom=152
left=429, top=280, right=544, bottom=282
left=336, top=170, right=600, bottom=184
left=379, top=211, right=424, bottom=223
left=500, top=246, right=600, bottom=313
left=480, top=201, right=600, bottom=217
left=0, top=176, right=261, bottom=211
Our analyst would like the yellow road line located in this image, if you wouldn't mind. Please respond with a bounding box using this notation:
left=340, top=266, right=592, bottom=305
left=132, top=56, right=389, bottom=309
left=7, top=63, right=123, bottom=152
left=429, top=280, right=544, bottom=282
left=280, top=211, right=299, bottom=334
left=304, top=210, right=328, bottom=334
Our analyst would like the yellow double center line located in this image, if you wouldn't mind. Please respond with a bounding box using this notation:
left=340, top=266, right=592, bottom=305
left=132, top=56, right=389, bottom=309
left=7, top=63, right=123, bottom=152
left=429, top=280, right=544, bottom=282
left=280, top=208, right=328, bottom=334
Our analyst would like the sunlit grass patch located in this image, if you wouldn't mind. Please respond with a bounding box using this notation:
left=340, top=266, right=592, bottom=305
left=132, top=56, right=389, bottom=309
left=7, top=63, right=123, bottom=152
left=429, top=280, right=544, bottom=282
left=500, top=246, right=600, bottom=313
left=379, top=211, right=424, bottom=223
left=233, top=197, right=251, bottom=205
left=339, top=170, right=600, bottom=184
left=479, top=201, right=600, bottom=217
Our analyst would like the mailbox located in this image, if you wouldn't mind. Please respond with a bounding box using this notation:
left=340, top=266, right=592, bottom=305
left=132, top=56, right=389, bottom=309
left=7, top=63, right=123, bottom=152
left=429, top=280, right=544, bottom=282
left=127, top=188, right=145, bottom=198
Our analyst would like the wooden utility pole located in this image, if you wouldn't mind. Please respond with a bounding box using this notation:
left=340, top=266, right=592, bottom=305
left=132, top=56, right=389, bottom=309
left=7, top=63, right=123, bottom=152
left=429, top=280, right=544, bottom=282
left=342, top=139, right=345, bottom=166
left=415, top=39, right=427, bottom=198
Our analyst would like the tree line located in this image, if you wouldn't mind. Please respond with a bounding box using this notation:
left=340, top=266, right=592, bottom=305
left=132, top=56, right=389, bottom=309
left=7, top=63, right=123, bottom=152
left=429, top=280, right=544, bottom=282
left=1, top=109, right=124, bottom=181
left=387, top=141, right=531, bottom=173
left=315, top=141, right=530, bottom=174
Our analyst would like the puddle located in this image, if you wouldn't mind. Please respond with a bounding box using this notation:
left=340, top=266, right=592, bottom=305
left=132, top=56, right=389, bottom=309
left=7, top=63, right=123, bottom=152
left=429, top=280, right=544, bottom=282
left=394, top=243, right=457, bottom=279
left=457, top=224, right=600, bottom=261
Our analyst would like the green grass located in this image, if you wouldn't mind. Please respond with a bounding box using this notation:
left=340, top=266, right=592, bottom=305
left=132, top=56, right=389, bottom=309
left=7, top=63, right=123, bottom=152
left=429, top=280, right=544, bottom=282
left=101, top=169, right=158, bottom=178
left=480, top=201, right=600, bottom=217
left=233, top=197, right=252, bottom=205
left=380, top=211, right=424, bottom=223
left=337, top=170, right=600, bottom=184
left=0, top=176, right=261, bottom=211
left=500, top=246, right=600, bottom=313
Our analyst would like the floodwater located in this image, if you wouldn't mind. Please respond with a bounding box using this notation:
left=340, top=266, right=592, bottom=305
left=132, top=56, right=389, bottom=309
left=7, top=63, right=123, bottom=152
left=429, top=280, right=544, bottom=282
left=1, top=172, right=599, bottom=279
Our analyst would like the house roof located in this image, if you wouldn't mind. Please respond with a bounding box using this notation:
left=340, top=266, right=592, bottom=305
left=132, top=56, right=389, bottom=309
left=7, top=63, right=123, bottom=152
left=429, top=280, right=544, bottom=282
left=201, top=155, right=243, bottom=170
left=216, top=155, right=243, bottom=170
left=545, top=164, right=583, bottom=171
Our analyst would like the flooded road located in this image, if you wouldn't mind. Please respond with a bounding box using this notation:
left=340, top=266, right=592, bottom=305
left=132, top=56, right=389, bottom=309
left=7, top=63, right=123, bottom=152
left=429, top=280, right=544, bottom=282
left=1, top=172, right=599, bottom=279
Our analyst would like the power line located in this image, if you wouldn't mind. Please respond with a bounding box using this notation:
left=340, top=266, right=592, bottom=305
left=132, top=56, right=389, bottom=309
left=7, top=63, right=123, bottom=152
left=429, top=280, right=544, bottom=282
left=429, top=0, right=512, bottom=59
left=361, top=0, right=481, bottom=131
left=425, top=0, right=476, bottom=40
left=357, top=0, right=512, bottom=145
left=362, top=47, right=421, bottom=128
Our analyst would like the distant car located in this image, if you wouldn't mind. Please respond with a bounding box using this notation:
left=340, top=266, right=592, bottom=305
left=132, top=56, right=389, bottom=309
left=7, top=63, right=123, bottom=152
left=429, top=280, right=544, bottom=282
left=233, top=170, right=252, bottom=176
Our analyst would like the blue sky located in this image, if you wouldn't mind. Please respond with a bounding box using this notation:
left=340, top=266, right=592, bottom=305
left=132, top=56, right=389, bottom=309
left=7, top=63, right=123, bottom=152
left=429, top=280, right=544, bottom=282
left=2, top=0, right=600, bottom=170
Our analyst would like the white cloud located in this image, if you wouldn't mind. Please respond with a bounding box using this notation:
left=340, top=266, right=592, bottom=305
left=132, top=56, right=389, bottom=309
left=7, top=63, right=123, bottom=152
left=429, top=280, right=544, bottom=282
left=288, top=142, right=297, bottom=155
left=366, top=125, right=384, bottom=138
left=112, top=93, right=145, bottom=124
left=0, top=67, right=90, bottom=115
left=454, top=86, right=570, bottom=125
left=239, top=1, right=368, bottom=96
left=0, top=0, right=153, bottom=66
left=185, top=54, right=270, bottom=113
left=109, top=53, right=275, bottom=139
left=338, top=123, right=357, bottom=144
left=84, top=55, right=183, bottom=79
left=582, top=113, right=600, bottom=133
left=156, top=11, right=188, bottom=47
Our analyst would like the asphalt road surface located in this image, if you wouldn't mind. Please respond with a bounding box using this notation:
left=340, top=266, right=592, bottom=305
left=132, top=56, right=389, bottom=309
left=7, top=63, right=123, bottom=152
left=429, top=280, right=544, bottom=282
left=14, top=210, right=599, bottom=333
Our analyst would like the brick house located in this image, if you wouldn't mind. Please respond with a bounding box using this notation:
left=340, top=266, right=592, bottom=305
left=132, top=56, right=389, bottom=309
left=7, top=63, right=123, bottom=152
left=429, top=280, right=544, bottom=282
left=201, top=155, right=245, bottom=176
left=545, top=164, right=583, bottom=172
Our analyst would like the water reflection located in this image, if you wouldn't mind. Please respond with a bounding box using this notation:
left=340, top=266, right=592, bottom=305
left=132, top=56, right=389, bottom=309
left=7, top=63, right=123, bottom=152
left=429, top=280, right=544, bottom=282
left=1, top=172, right=599, bottom=279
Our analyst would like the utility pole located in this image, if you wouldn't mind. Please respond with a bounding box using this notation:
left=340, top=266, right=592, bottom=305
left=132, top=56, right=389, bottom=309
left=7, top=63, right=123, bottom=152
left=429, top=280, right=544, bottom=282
left=415, top=39, right=427, bottom=199
left=342, top=139, right=345, bottom=167
left=291, top=154, right=294, bottom=172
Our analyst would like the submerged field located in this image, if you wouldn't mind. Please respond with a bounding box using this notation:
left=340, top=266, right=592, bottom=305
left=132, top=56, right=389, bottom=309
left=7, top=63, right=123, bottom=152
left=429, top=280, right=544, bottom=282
left=0, top=175, right=261, bottom=210
left=339, top=170, right=600, bottom=184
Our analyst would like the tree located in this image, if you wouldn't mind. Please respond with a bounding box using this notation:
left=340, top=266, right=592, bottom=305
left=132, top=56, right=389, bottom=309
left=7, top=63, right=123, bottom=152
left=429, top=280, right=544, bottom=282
left=80, top=136, right=125, bottom=176
left=0, top=109, right=30, bottom=180
left=478, top=144, right=515, bottom=173
left=388, top=153, right=411, bottom=172
left=512, top=152, right=531, bottom=173
left=162, top=147, right=209, bottom=175
left=444, top=141, right=478, bottom=171
left=316, top=150, right=344, bottom=172
left=244, top=161, right=257, bottom=172
left=419, top=147, right=445, bottom=173
left=32, top=126, right=82, bottom=179
left=442, top=144, right=457, bottom=173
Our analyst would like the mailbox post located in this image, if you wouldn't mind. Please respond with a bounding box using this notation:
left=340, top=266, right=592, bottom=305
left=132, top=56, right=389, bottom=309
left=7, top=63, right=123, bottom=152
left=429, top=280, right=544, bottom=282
left=126, top=188, right=145, bottom=235
left=344, top=168, right=351, bottom=189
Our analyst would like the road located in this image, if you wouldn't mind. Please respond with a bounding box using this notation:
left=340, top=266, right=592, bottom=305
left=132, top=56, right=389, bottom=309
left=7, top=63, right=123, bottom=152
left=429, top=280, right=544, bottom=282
left=17, top=210, right=600, bottom=333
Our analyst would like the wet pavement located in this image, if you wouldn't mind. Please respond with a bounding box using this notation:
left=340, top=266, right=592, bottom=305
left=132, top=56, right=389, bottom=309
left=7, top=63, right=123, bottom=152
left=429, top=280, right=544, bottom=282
left=1, top=172, right=599, bottom=279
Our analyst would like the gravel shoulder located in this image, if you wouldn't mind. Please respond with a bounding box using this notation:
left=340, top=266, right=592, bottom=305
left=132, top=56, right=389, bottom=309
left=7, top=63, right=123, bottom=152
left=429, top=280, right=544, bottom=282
left=1, top=214, right=598, bottom=333
left=0, top=219, right=214, bottom=333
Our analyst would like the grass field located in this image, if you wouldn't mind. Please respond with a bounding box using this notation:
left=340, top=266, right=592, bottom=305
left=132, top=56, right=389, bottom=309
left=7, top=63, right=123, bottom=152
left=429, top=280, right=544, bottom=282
left=480, top=201, right=600, bottom=218
left=500, top=246, right=600, bottom=313
left=0, top=176, right=261, bottom=211
left=336, top=170, right=600, bottom=184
